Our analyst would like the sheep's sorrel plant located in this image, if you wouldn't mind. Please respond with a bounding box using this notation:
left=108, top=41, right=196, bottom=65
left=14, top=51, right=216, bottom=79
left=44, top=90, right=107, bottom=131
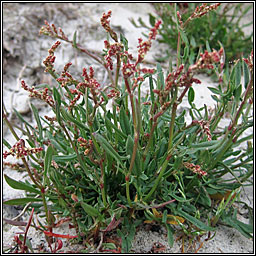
left=3, top=4, right=253, bottom=253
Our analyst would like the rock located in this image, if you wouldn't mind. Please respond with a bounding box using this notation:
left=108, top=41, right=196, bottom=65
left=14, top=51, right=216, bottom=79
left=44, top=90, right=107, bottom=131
left=13, top=93, right=30, bottom=115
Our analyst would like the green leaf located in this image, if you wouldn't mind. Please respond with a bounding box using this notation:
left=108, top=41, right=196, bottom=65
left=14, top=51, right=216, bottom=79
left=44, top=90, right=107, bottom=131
left=157, top=63, right=165, bottom=89
left=120, top=106, right=131, bottom=136
left=176, top=209, right=215, bottom=231
left=180, top=30, right=189, bottom=46
left=126, top=135, right=141, bottom=176
left=13, top=108, right=35, bottom=130
left=102, top=243, right=116, bottom=250
left=135, top=99, right=142, bottom=133
left=198, top=188, right=211, bottom=207
left=166, top=224, right=174, bottom=247
left=211, top=95, right=221, bottom=103
left=94, top=133, right=127, bottom=166
left=31, top=103, right=43, bottom=141
left=207, top=87, right=222, bottom=95
left=4, top=197, right=42, bottom=205
left=188, top=87, right=195, bottom=104
left=230, top=60, right=241, bottom=87
left=73, top=30, right=77, bottom=48
left=149, top=75, right=155, bottom=103
left=117, top=218, right=136, bottom=253
left=44, top=145, right=53, bottom=179
left=120, top=33, right=128, bottom=51
left=105, top=116, right=127, bottom=139
left=235, top=61, right=241, bottom=87
left=3, top=139, right=12, bottom=149
left=149, top=13, right=156, bottom=27
left=233, top=84, right=242, bottom=102
left=4, top=174, right=41, bottom=194
left=206, top=40, right=211, bottom=52
left=60, top=107, right=88, bottom=130
left=190, top=36, right=196, bottom=48
left=81, top=202, right=101, bottom=217
left=243, top=59, right=250, bottom=89
left=222, top=214, right=253, bottom=239
left=53, top=87, right=61, bottom=123
left=188, top=140, right=222, bottom=153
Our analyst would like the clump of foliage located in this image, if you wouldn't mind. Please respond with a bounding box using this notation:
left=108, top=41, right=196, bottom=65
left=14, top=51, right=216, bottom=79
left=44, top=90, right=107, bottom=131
left=3, top=4, right=253, bottom=253
left=131, top=3, right=253, bottom=64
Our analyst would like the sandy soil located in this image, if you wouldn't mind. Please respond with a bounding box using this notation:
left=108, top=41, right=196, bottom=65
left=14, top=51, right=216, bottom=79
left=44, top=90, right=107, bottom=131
left=2, top=3, right=253, bottom=253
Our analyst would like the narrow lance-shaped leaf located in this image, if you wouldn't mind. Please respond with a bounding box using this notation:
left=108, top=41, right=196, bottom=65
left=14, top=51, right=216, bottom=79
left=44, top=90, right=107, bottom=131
left=157, top=63, right=165, bottom=89
left=13, top=108, right=35, bottom=130
left=4, top=174, right=41, bottom=194
left=60, top=107, right=88, bottom=130
left=73, top=30, right=77, bottom=48
left=4, top=197, right=42, bottom=205
left=176, top=209, right=215, bottom=231
left=53, top=87, right=61, bottom=123
left=94, top=133, right=127, bottom=167
left=126, top=135, right=141, bottom=176
left=81, top=202, right=101, bottom=217
left=105, top=116, right=127, bottom=139
left=31, top=103, right=43, bottom=141
left=166, top=224, right=174, bottom=248
left=149, top=75, right=155, bottom=103
left=3, top=139, right=12, bottom=149
left=135, top=99, right=142, bottom=133
left=120, top=106, right=131, bottom=136
left=243, top=59, right=250, bottom=89
left=230, top=60, right=241, bottom=87
left=234, top=84, right=242, bottom=102
left=188, top=87, right=195, bottom=105
left=44, top=145, right=53, bottom=182
left=120, top=33, right=128, bottom=51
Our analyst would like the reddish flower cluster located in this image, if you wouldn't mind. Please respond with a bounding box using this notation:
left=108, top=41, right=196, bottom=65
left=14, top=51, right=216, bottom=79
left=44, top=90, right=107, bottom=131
left=107, top=89, right=120, bottom=99
left=193, top=119, right=212, bottom=141
left=68, top=89, right=83, bottom=110
left=142, top=101, right=151, bottom=105
left=177, top=11, right=183, bottom=27
left=101, top=10, right=118, bottom=42
left=149, top=20, right=162, bottom=41
left=189, top=48, right=224, bottom=72
left=243, top=50, right=253, bottom=72
left=140, top=68, right=155, bottom=74
left=77, top=137, right=93, bottom=156
left=122, top=20, right=161, bottom=83
left=3, top=139, right=43, bottom=159
left=56, top=62, right=79, bottom=88
left=136, top=20, right=161, bottom=64
left=100, top=10, right=112, bottom=33
left=43, top=41, right=61, bottom=73
left=183, top=162, right=207, bottom=176
left=122, top=62, right=137, bottom=78
left=39, top=20, right=68, bottom=41
left=63, top=62, right=73, bottom=72
left=165, top=64, right=184, bottom=90
left=104, top=41, right=126, bottom=70
left=3, top=162, right=26, bottom=171
left=191, top=3, right=221, bottom=19
left=51, top=160, right=59, bottom=169
left=44, top=115, right=57, bottom=124
left=21, top=80, right=54, bottom=107
left=101, top=10, right=160, bottom=92
left=77, top=67, right=100, bottom=90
